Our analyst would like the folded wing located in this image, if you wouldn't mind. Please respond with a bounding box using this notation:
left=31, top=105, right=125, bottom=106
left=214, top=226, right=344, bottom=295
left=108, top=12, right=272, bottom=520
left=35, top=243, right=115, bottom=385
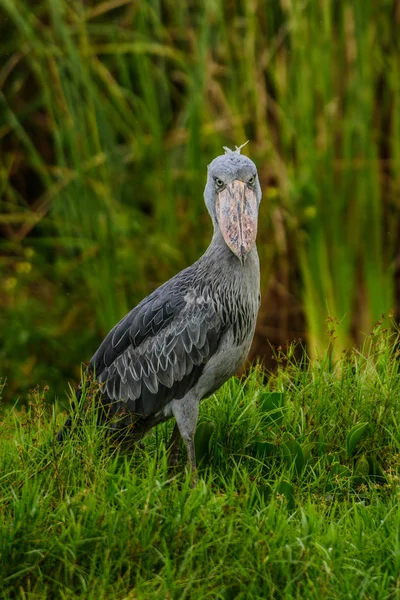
left=90, top=278, right=225, bottom=416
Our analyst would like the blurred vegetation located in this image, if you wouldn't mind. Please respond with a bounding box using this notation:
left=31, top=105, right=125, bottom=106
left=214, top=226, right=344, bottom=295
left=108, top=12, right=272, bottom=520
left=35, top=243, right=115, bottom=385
left=0, top=0, right=399, bottom=400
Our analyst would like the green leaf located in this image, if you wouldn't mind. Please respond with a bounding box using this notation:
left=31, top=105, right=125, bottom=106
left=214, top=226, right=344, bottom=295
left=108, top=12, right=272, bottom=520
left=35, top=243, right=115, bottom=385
left=302, top=443, right=314, bottom=462
left=352, top=454, right=370, bottom=487
left=355, top=455, right=369, bottom=476
left=281, top=439, right=304, bottom=475
left=277, top=481, right=295, bottom=510
left=346, top=422, right=369, bottom=456
left=194, top=422, right=215, bottom=466
left=259, top=392, right=285, bottom=425
left=254, top=440, right=276, bottom=459
left=368, top=457, right=387, bottom=484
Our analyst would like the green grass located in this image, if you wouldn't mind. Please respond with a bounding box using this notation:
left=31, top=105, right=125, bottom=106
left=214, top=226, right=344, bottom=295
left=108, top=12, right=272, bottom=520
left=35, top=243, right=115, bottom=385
left=0, top=0, right=399, bottom=398
left=1, top=323, right=400, bottom=598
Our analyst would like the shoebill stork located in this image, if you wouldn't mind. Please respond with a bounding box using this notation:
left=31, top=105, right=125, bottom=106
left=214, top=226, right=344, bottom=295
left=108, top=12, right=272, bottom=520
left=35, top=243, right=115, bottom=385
left=58, top=144, right=262, bottom=478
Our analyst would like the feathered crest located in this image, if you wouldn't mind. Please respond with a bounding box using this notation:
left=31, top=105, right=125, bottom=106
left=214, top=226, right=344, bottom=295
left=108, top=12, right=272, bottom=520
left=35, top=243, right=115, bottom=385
left=223, top=141, right=249, bottom=155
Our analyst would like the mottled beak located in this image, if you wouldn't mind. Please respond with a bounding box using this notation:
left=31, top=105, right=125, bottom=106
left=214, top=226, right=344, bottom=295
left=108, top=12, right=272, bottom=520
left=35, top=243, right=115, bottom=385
left=216, top=180, right=258, bottom=264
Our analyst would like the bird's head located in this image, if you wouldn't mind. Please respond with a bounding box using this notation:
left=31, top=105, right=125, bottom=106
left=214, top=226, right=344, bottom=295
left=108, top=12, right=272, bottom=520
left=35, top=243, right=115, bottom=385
left=204, top=143, right=262, bottom=265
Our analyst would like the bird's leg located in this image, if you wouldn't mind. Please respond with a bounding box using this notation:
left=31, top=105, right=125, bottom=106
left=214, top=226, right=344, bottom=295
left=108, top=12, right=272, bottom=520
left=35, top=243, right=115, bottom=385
left=172, top=398, right=199, bottom=486
left=167, top=422, right=182, bottom=468
left=185, top=437, right=198, bottom=487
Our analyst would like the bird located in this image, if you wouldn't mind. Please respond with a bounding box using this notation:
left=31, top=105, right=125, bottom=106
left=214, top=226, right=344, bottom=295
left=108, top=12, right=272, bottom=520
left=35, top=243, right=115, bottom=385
left=57, top=144, right=262, bottom=480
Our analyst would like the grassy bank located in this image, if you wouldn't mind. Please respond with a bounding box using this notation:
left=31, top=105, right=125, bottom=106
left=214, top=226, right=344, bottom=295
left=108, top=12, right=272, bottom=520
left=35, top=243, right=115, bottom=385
left=1, top=324, right=399, bottom=598
left=1, top=0, right=399, bottom=398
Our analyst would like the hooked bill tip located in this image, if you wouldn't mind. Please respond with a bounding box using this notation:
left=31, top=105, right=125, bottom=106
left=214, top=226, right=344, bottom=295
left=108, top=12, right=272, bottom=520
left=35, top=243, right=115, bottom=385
left=239, top=246, right=247, bottom=266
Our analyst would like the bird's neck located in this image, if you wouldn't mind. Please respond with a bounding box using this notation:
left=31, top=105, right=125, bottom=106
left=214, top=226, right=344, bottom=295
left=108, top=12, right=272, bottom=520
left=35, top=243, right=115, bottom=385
left=199, top=225, right=260, bottom=323
left=203, top=226, right=259, bottom=271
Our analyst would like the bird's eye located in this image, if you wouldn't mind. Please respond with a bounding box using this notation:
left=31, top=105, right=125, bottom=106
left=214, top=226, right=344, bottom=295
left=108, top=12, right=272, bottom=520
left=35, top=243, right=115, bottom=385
left=215, top=178, right=224, bottom=188
left=248, top=175, right=256, bottom=185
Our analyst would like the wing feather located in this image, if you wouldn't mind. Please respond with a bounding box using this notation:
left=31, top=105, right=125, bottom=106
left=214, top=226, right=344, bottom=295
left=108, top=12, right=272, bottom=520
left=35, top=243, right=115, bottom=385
left=92, top=276, right=226, bottom=416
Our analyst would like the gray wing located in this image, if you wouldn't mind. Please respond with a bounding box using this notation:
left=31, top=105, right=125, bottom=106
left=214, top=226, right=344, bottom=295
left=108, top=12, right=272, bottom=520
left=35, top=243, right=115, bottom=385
left=90, top=278, right=226, bottom=416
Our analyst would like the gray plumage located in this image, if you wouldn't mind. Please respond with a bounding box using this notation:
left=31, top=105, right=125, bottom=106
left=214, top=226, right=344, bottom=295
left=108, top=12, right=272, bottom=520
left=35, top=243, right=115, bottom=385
left=59, top=147, right=262, bottom=480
